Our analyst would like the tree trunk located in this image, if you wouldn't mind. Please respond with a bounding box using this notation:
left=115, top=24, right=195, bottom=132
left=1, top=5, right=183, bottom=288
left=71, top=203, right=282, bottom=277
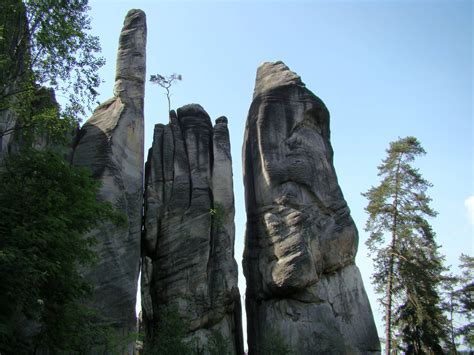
left=385, top=156, right=402, bottom=355
left=449, top=296, right=458, bottom=354
left=385, top=234, right=395, bottom=355
left=165, top=87, right=171, bottom=115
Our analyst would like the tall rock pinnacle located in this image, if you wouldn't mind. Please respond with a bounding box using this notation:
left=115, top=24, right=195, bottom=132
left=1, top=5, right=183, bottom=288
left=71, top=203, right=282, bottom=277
left=243, top=61, right=380, bottom=354
left=114, top=9, right=146, bottom=100
left=71, top=9, right=146, bottom=348
left=142, top=105, right=244, bottom=354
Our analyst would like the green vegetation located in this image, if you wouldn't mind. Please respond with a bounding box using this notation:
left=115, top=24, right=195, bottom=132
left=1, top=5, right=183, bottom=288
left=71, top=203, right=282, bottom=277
left=0, top=149, right=125, bottom=352
left=456, top=254, right=474, bottom=349
left=363, top=137, right=447, bottom=354
left=144, top=304, right=193, bottom=355
left=0, top=0, right=104, bottom=141
left=260, top=328, right=294, bottom=355
left=209, top=203, right=225, bottom=229
left=208, top=329, right=231, bottom=355
left=0, top=1, right=470, bottom=354
left=142, top=304, right=235, bottom=355
left=443, top=254, right=474, bottom=353
left=0, top=1, right=128, bottom=352
left=364, top=137, right=473, bottom=354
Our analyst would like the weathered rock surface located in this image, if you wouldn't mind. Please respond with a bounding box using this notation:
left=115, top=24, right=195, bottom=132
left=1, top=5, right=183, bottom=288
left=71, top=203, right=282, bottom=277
left=71, top=9, right=146, bottom=343
left=243, top=61, right=379, bottom=354
left=142, top=105, right=244, bottom=354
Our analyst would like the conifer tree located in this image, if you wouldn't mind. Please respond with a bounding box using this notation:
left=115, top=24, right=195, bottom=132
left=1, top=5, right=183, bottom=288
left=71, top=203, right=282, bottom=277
left=441, top=273, right=461, bottom=353
left=440, top=254, right=474, bottom=353
left=363, top=136, right=447, bottom=354
left=456, top=254, right=474, bottom=349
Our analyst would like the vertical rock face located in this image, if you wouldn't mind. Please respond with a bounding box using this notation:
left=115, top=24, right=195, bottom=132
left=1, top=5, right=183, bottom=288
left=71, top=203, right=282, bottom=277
left=142, top=105, right=244, bottom=354
left=243, top=61, right=379, bottom=354
left=71, top=9, right=146, bottom=340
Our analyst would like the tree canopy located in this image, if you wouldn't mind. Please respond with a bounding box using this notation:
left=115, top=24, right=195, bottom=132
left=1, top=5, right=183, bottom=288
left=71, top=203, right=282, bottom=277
left=0, top=1, right=126, bottom=352
left=456, top=254, right=474, bottom=349
left=0, top=149, right=125, bottom=352
left=0, top=0, right=104, bottom=142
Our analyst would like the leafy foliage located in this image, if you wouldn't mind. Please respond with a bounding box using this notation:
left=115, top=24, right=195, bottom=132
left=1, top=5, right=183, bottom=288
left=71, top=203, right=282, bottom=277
left=24, top=0, right=104, bottom=116
left=260, top=328, right=294, bottom=355
left=208, top=329, right=231, bottom=355
left=143, top=305, right=235, bottom=354
left=0, top=149, right=125, bottom=352
left=456, top=254, right=474, bottom=349
left=0, top=0, right=104, bottom=141
left=144, top=304, right=193, bottom=355
left=210, top=203, right=225, bottom=229
left=363, top=136, right=447, bottom=354
left=441, top=254, right=474, bottom=353
left=6, top=83, right=76, bottom=148
left=0, top=0, right=28, bottom=102
left=150, top=73, right=182, bottom=114
left=0, top=1, right=126, bottom=352
left=441, top=273, right=462, bottom=353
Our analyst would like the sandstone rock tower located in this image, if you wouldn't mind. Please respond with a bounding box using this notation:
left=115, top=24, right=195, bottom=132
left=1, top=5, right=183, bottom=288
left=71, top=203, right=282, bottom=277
left=243, top=61, right=380, bottom=354
left=142, top=105, right=244, bottom=354
left=71, top=9, right=146, bottom=341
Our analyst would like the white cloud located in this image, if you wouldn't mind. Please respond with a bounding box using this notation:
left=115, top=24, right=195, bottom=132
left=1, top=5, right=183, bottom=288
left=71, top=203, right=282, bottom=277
left=465, top=195, right=474, bottom=225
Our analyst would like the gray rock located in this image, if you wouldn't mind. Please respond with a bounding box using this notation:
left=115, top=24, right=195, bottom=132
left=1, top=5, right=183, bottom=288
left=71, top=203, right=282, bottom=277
left=142, top=105, right=244, bottom=354
left=243, top=61, right=380, bottom=354
left=71, top=9, right=146, bottom=346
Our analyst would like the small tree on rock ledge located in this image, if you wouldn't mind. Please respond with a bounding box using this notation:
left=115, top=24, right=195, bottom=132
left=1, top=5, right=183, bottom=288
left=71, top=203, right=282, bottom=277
left=150, top=73, right=182, bottom=115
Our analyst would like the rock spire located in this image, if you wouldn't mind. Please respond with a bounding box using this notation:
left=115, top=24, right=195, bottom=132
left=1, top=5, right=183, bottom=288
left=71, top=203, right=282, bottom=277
left=242, top=61, right=380, bottom=354
left=142, top=105, right=244, bottom=354
left=71, top=8, right=146, bottom=346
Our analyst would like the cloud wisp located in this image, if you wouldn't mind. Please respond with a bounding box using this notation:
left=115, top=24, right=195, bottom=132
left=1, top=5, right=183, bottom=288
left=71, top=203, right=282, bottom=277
left=465, top=195, right=474, bottom=226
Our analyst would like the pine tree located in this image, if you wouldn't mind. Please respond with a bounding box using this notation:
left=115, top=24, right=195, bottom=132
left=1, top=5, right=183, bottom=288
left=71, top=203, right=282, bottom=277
left=363, top=136, right=447, bottom=354
left=456, top=254, right=474, bottom=350
left=441, top=273, right=461, bottom=354
left=149, top=73, right=182, bottom=115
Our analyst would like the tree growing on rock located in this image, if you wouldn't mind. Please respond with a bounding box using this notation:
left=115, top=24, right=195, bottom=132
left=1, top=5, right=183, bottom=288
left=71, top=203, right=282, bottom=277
left=149, top=73, right=182, bottom=115
left=363, top=136, right=447, bottom=354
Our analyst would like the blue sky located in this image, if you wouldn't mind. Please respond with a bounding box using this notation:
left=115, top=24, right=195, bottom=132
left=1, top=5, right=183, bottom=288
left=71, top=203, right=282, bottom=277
left=88, top=0, right=472, bottom=345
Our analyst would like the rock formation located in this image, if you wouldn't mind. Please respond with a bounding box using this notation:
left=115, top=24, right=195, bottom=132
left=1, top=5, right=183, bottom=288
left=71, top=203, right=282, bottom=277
left=71, top=9, right=146, bottom=344
left=243, top=61, right=379, bottom=354
left=142, top=105, right=244, bottom=354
